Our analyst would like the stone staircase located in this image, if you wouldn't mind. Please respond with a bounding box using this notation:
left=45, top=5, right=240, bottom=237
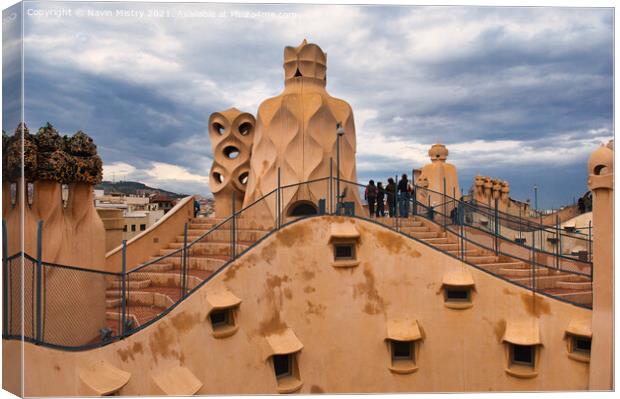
left=375, top=216, right=592, bottom=307
left=105, top=217, right=271, bottom=334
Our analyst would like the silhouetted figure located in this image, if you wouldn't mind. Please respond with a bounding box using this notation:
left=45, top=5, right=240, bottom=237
left=365, top=180, right=377, bottom=218
left=194, top=199, right=200, bottom=217
left=386, top=178, right=396, bottom=218
left=584, top=192, right=592, bottom=212
left=376, top=182, right=385, bottom=217
left=578, top=197, right=585, bottom=214
left=397, top=173, right=409, bottom=218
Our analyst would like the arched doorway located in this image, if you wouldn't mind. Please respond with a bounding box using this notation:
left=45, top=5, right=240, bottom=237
left=287, top=201, right=318, bottom=217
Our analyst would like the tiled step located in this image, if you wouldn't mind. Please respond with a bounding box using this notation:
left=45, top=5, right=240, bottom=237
left=158, top=243, right=240, bottom=257
left=154, top=255, right=226, bottom=271
left=395, top=220, right=425, bottom=228
left=511, top=274, right=580, bottom=289
left=465, top=255, right=499, bottom=264
left=407, top=231, right=445, bottom=239
left=431, top=243, right=460, bottom=251
left=128, top=262, right=174, bottom=273
left=498, top=267, right=558, bottom=278
left=105, top=291, right=176, bottom=309
left=189, top=218, right=269, bottom=230
left=108, top=279, right=151, bottom=289
left=178, top=229, right=267, bottom=243
left=446, top=249, right=484, bottom=257
left=106, top=298, right=121, bottom=309
left=169, top=241, right=252, bottom=252
left=399, top=226, right=432, bottom=233
left=420, top=237, right=453, bottom=245
left=126, top=291, right=175, bottom=308
left=548, top=290, right=592, bottom=305
left=128, top=272, right=204, bottom=290
left=477, top=262, right=526, bottom=273
left=555, top=280, right=593, bottom=290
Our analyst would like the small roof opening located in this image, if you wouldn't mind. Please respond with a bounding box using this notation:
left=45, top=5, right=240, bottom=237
left=288, top=201, right=318, bottom=216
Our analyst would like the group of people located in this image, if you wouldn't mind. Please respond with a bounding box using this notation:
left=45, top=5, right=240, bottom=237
left=364, top=174, right=413, bottom=218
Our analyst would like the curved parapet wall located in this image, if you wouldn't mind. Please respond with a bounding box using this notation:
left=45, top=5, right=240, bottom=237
left=6, top=216, right=593, bottom=395
left=208, top=108, right=255, bottom=217
left=105, top=195, right=195, bottom=272
left=540, top=204, right=580, bottom=225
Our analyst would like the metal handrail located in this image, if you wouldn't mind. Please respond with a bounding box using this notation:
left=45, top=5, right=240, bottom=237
left=334, top=176, right=592, bottom=258
left=410, top=194, right=592, bottom=268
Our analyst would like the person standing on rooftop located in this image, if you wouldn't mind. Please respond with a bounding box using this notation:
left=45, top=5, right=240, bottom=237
left=398, top=173, right=409, bottom=218
left=376, top=181, right=386, bottom=217
left=386, top=178, right=396, bottom=218
left=365, top=180, right=377, bottom=218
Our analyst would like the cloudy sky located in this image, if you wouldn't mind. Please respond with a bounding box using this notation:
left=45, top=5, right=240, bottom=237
left=2, top=1, right=613, bottom=209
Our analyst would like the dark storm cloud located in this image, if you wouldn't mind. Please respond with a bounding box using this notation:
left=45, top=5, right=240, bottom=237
left=23, top=61, right=216, bottom=174
left=4, top=2, right=612, bottom=208
left=2, top=4, right=23, bottom=131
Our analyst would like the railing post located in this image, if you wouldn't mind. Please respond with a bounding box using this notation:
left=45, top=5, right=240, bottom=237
left=531, top=229, right=536, bottom=294
left=427, top=194, right=432, bottom=221
left=494, top=198, right=499, bottom=256
left=442, top=177, right=448, bottom=231
left=518, top=207, right=522, bottom=242
left=459, top=203, right=465, bottom=261
left=329, top=159, right=333, bottom=215
left=35, top=220, right=43, bottom=344
left=121, top=240, right=127, bottom=337
left=588, top=220, right=592, bottom=263
left=539, top=214, right=543, bottom=254
left=2, top=220, right=8, bottom=337
left=452, top=187, right=456, bottom=225
left=231, top=192, right=236, bottom=260
left=336, top=138, right=341, bottom=215
left=555, top=214, right=560, bottom=269
left=182, top=222, right=188, bottom=296
left=392, top=175, right=396, bottom=229
left=412, top=183, right=417, bottom=216
left=277, top=168, right=281, bottom=228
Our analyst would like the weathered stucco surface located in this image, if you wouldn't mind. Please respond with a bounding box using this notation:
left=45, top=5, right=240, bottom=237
left=3, top=216, right=592, bottom=395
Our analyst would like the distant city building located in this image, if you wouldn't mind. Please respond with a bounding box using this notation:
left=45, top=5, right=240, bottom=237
left=150, top=194, right=176, bottom=214
left=94, top=191, right=165, bottom=245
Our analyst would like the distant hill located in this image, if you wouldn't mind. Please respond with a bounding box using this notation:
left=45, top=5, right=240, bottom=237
left=95, top=181, right=186, bottom=198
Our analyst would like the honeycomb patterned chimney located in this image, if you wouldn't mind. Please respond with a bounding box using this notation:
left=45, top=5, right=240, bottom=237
left=208, top=108, right=255, bottom=217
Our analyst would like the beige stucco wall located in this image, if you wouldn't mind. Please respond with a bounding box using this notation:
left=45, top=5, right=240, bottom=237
left=562, top=212, right=592, bottom=231
left=4, top=216, right=593, bottom=396
left=97, top=208, right=125, bottom=252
